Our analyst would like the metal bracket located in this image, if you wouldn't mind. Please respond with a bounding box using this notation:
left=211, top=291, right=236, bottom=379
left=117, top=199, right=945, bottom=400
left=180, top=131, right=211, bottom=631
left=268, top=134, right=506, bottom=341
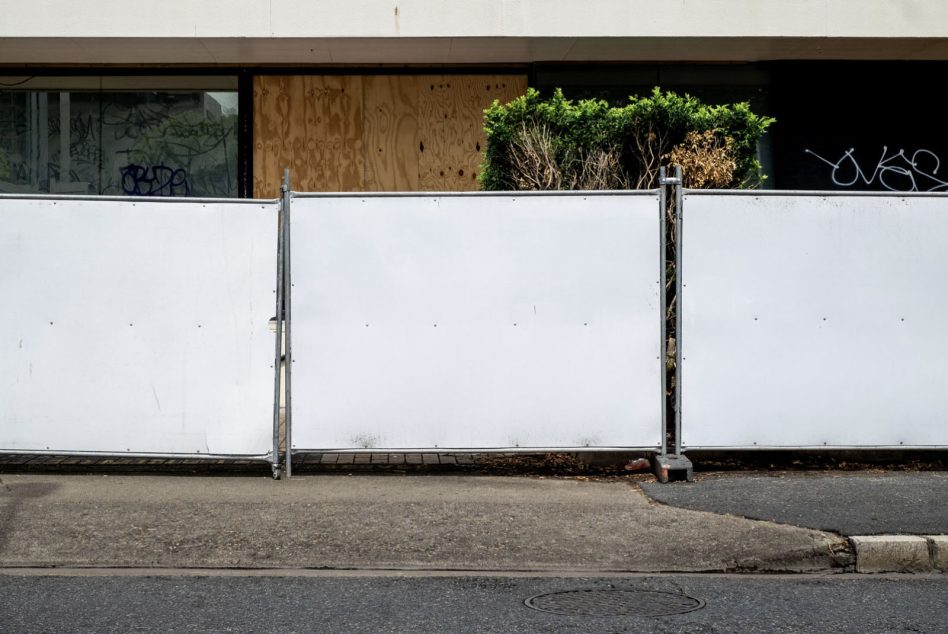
left=652, top=453, right=693, bottom=483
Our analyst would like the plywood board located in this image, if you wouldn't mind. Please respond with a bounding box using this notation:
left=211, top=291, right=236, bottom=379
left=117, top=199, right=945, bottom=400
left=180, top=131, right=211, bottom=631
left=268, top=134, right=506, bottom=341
left=290, top=192, right=662, bottom=450
left=253, top=75, right=364, bottom=197
left=253, top=75, right=289, bottom=198
left=254, top=74, right=526, bottom=194
left=0, top=197, right=277, bottom=457
left=417, top=75, right=527, bottom=191
left=362, top=75, right=419, bottom=191
left=681, top=192, right=948, bottom=448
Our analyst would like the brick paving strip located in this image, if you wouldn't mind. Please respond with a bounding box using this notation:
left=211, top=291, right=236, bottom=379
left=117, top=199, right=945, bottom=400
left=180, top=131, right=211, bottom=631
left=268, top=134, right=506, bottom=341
left=0, top=452, right=600, bottom=473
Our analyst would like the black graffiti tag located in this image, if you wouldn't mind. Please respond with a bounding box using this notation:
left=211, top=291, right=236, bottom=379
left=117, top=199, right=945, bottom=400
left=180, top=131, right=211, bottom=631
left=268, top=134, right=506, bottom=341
left=120, top=164, right=191, bottom=197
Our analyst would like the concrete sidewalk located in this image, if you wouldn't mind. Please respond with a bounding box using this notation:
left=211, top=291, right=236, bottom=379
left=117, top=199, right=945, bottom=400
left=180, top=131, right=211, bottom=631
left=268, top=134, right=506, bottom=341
left=0, top=474, right=851, bottom=573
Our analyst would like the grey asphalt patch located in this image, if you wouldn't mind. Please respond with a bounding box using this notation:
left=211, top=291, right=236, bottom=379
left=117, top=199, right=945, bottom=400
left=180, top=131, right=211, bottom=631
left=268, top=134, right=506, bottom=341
left=0, top=474, right=850, bottom=572
left=2, top=574, right=948, bottom=634
left=641, top=472, right=948, bottom=535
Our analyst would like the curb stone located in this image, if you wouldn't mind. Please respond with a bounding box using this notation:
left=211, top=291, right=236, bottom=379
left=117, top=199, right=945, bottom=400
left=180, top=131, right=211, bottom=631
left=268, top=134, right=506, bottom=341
left=930, top=535, right=948, bottom=572
left=850, top=535, right=948, bottom=573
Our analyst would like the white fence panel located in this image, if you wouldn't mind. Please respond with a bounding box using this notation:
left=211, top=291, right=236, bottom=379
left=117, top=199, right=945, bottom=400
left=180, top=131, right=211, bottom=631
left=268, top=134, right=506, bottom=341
left=681, top=192, right=948, bottom=448
left=291, top=192, right=662, bottom=450
left=0, top=196, right=278, bottom=457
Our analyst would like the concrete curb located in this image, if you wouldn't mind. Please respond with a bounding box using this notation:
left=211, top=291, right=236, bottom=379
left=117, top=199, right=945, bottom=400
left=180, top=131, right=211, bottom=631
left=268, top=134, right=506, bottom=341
left=850, top=535, right=948, bottom=573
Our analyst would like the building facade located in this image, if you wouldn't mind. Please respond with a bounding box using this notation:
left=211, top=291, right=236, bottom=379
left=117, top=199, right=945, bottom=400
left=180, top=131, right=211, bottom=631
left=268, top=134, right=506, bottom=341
left=2, top=0, right=947, bottom=197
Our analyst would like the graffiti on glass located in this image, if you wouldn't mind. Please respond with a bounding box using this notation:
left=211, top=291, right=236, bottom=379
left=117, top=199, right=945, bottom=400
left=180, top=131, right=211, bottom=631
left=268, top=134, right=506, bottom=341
left=120, top=164, right=191, bottom=197
left=805, top=146, right=948, bottom=192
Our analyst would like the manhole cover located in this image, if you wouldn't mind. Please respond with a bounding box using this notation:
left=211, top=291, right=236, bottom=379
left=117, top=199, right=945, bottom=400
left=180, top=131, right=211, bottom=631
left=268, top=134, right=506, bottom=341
left=524, top=589, right=705, bottom=617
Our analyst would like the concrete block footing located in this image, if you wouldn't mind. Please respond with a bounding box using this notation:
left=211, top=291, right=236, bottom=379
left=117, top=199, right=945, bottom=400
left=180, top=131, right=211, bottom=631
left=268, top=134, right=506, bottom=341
left=652, top=453, right=694, bottom=483
left=850, top=535, right=948, bottom=573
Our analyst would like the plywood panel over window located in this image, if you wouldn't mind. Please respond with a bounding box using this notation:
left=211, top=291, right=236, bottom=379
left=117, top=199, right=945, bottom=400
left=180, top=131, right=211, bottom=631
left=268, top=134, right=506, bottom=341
left=253, top=74, right=526, bottom=196
left=253, top=75, right=364, bottom=197
left=363, top=75, right=419, bottom=192
left=416, top=75, right=523, bottom=191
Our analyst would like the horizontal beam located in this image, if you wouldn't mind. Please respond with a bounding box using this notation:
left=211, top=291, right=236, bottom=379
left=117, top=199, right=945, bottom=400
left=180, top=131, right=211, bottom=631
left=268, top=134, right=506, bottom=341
left=2, top=36, right=948, bottom=66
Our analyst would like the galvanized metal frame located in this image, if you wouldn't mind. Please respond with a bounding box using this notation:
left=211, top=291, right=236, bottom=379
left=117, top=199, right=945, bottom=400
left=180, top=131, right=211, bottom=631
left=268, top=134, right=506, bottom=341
left=291, top=190, right=656, bottom=199
left=283, top=171, right=294, bottom=478
left=291, top=446, right=659, bottom=454
left=0, top=449, right=273, bottom=460
left=656, top=166, right=684, bottom=458
left=658, top=167, right=669, bottom=455
left=683, top=189, right=948, bottom=199
left=287, top=189, right=664, bottom=454
left=0, top=193, right=280, bottom=464
left=678, top=187, right=948, bottom=451
left=0, top=193, right=274, bottom=204
left=271, top=182, right=287, bottom=479
left=652, top=166, right=693, bottom=481
left=672, top=165, right=683, bottom=456
left=681, top=444, right=948, bottom=450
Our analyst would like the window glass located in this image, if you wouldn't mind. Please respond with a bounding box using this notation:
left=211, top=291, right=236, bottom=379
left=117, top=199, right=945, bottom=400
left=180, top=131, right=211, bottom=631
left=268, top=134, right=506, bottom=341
left=0, top=76, right=238, bottom=197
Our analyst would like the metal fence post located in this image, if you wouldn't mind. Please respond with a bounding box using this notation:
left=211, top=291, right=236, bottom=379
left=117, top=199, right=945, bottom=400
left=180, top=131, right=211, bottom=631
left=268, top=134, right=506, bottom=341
left=654, top=165, right=693, bottom=483
left=673, top=164, right=684, bottom=457
left=658, top=167, right=668, bottom=455
left=271, top=174, right=287, bottom=480
left=282, top=169, right=293, bottom=479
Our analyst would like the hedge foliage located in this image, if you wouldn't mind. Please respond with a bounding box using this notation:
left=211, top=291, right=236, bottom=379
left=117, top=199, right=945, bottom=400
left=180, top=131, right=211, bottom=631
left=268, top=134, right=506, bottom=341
left=480, top=87, right=775, bottom=191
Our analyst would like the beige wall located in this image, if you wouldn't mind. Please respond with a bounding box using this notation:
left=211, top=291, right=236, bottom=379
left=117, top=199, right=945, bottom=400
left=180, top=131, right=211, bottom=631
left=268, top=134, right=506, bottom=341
left=3, top=0, right=947, bottom=38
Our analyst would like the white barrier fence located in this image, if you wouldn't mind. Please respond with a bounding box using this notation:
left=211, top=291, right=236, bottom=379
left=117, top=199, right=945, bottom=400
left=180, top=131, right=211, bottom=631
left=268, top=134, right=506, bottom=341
left=5, top=188, right=945, bottom=466
left=0, top=196, right=279, bottom=460
left=681, top=191, right=948, bottom=448
left=289, top=192, right=664, bottom=451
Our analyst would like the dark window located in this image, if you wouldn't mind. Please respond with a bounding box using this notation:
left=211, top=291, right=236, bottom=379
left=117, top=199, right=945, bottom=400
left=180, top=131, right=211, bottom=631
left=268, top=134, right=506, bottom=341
left=0, top=76, right=238, bottom=197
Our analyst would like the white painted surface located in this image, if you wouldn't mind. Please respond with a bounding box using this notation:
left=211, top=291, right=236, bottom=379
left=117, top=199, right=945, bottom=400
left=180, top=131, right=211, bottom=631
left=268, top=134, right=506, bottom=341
left=0, top=197, right=277, bottom=456
left=681, top=192, right=948, bottom=448
left=1, top=0, right=946, bottom=63
left=290, top=193, right=662, bottom=450
left=3, top=0, right=945, bottom=38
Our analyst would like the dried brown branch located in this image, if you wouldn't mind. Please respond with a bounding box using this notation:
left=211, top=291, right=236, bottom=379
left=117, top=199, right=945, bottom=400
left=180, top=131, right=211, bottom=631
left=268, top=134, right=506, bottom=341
left=666, top=130, right=737, bottom=189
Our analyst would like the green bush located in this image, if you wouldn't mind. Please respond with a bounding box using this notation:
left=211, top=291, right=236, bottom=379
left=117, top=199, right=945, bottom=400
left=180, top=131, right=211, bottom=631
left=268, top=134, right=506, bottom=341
left=480, top=87, right=774, bottom=191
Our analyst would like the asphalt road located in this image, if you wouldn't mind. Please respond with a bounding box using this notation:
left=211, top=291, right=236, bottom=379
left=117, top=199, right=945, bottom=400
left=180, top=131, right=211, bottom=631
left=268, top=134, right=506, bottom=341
left=1, top=573, right=946, bottom=633
left=641, top=472, right=948, bottom=535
